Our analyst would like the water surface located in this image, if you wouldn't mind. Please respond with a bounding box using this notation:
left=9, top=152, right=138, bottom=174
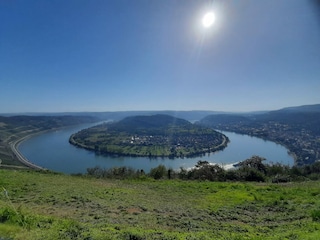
left=19, top=123, right=294, bottom=174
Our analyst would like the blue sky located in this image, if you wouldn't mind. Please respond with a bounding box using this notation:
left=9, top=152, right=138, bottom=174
left=1, top=0, right=319, bottom=113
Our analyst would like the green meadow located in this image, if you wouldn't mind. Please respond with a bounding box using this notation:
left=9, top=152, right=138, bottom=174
left=1, top=169, right=320, bottom=239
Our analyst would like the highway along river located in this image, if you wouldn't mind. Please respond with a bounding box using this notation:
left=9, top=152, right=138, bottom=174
left=18, top=122, right=294, bottom=174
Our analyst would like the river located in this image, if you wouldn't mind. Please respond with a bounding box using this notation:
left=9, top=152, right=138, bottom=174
left=18, top=122, right=294, bottom=174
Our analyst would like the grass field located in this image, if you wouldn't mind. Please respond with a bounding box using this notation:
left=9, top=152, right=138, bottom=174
left=1, top=169, right=320, bottom=239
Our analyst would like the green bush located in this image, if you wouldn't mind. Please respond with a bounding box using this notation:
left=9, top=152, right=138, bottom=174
left=86, top=166, right=142, bottom=179
left=266, top=163, right=290, bottom=176
left=311, top=210, right=320, bottom=221
left=225, top=170, right=241, bottom=181
left=0, top=206, right=35, bottom=229
left=149, top=165, right=167, bottom=179
left=238, top=167, right=266, bottom=182
left=0, top=207, right=15, bottom=223
left=189, top=161, right=226, bottom=181
left=86, top=160, right=320, bottom=182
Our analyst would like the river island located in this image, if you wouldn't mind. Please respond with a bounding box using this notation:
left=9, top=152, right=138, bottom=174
left=69, top=114, right=229, bottom=158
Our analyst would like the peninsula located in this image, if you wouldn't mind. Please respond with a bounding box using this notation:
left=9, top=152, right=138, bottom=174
left=70, top=114, right=229, bottom=158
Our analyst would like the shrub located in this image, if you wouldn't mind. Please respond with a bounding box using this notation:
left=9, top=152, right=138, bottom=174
left=311, top=210, right=320, bottom=222
left=238, top=167, right=266, bottom=182
left=237, top=155, right=267, bottom=173
left=271, top=174, right=291, bottom=183
left=0, top=207, right=15, bottom=223
left=178, top=167, right=189, bottom=180
left=225, top=170, right=241, bottom=181
left=307, top=173, right=320, bottom=181
left=190, top=162, right=226, bottom=181
left=0, top=206, right=35, bottom=229
left=149, top=165, right=167, bottom=179
left=86, top=166, right=141, bottom=179
left=266, top=163, right=290, bottom=177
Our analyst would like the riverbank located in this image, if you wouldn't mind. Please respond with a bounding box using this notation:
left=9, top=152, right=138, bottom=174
left=0, top=115, right=101, bottom=167
left=9, top=133, right=47, bottom=170
left=5, top=122, right=105, bottom=170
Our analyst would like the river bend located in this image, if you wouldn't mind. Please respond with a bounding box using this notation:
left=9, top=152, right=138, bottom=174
left=18, top=123, right=294, bottom=174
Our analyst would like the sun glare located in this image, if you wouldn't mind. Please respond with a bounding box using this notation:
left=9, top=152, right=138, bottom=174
left=202, top=12, right=215, bottom=28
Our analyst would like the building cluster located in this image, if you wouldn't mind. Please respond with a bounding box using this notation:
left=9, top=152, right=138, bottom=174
left=122, top=134, right=223, bottom=151
left=215, top=122, right=320, bottom=165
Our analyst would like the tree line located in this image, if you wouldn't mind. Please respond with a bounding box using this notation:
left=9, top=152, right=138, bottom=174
left=84, top=155, right=320, bottom=183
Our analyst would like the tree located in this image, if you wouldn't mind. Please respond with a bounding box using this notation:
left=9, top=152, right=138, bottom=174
left=236, top=156, right=267, bottom=182
left=238, top=155, right=267, bottom=173
left=191, top=161, right=226, bottom=181
left=149, top=165, right=167, bottom=179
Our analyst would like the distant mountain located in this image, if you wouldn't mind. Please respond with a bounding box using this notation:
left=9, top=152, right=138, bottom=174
left=2, top=104, right=319, bottom=122
left=0, top=115, right=97, bottom=129
left=273, top=104, right=320, bottom=113
left=0, top=110, right=227, bottom=122
left=199, top=114, right=252, bottom=127
left=198, top=104, right=320, bottom=126
left=199, top=110, right=320, bottom=134
left=103, top=111, right=226, bottom=122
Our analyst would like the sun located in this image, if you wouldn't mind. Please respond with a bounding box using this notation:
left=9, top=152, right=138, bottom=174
left=202, top=12, right=216, bottom=28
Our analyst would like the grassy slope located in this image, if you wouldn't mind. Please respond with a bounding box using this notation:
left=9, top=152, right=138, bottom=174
left=0, top=169, right=320, bottom=239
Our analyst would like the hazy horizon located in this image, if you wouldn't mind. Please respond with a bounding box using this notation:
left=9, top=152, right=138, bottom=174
left=2, top=103, right=320, bottom=116
left=1, top=0, right=319, bottom=113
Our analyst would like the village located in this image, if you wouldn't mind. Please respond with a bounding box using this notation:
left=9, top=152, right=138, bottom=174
left=213, top=121, right=320, bottom=166
left=122, top=133, right=226, bottom=152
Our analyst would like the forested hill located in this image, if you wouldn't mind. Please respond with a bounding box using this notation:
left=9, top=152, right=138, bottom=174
left=199, top=106, right=320, bottom=135
left=0, top=115, right=97, bottom=129
left=274, top=104, right=320, bottom=113
left=109, top=114, right=191, bottom=132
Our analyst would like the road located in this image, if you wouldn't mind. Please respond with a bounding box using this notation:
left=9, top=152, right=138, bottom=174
left=9, top=135, right=47, bottom=171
